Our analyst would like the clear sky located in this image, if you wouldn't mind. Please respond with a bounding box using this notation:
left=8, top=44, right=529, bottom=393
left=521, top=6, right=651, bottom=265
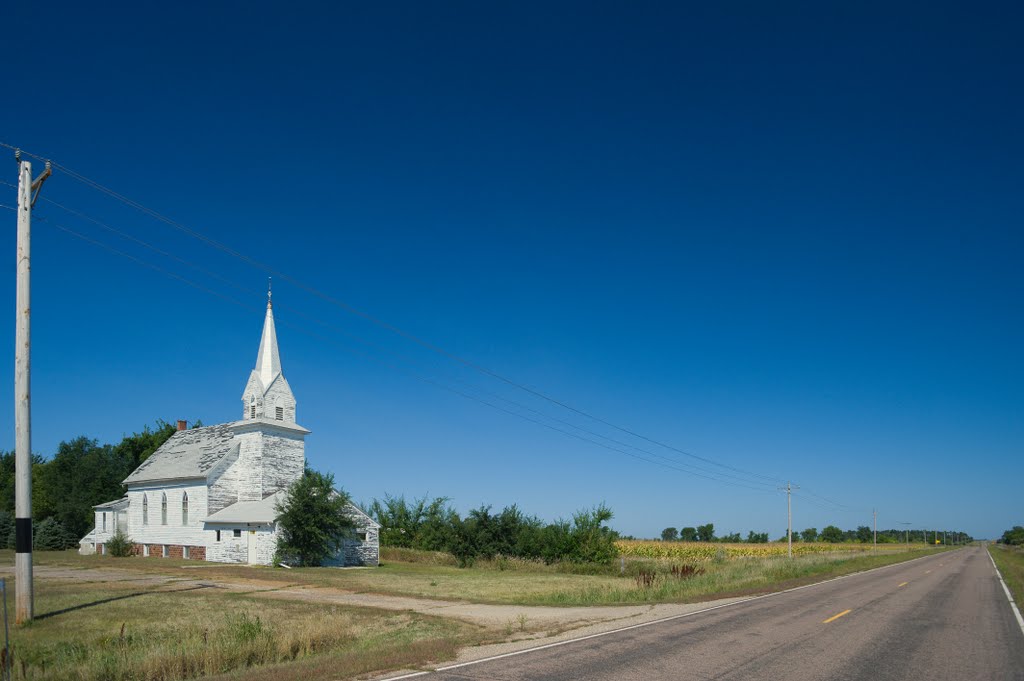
left=2, top=2, right=1021, bottom=540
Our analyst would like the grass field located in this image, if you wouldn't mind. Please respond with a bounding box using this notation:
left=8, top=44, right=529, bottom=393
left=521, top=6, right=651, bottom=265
left=0, top=546, right=954, bottom=680
left=988, top=543, right=1024, bottom=607
left=0, top=576, right=480, bottom=681
left=9, top=545, right=951, bottom=608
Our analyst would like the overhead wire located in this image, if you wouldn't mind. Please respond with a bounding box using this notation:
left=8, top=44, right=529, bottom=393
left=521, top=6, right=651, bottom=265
left=29, top=205, right=780, bottom=494
left=1, top=141, right=788, bottom=488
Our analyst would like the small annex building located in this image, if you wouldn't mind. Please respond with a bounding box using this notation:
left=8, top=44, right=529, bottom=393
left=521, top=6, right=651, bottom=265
left=80, top=293, right=380, bottom=566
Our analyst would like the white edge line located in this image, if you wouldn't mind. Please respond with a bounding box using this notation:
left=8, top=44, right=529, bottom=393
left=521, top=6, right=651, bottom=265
left=986, top=547, right=1024, bottom=637
left=381, top=548, right=952, bottom=679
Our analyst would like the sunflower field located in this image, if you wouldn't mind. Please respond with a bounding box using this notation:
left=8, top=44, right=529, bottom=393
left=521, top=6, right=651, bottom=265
left=615, top=540, right=925, bottom=561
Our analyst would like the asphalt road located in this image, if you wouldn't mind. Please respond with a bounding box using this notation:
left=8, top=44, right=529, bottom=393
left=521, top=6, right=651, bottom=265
left=423, top=547, right=1024, bottom=681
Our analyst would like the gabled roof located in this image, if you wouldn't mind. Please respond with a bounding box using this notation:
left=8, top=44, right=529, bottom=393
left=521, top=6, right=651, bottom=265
left=204, top=491, right=381, bottom=529
left=343, top=501, right=382, bottom=529
left=205, top=491, right=284, bottom=524
left=124, top=424, right=238, bottom=485
left=94, top=496, right=129, bottom=510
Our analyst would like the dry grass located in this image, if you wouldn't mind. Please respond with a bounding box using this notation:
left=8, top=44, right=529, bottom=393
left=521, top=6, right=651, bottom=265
left=7, top=546, right=951, bottom=609
left=0, top=577, right=480, bottom=681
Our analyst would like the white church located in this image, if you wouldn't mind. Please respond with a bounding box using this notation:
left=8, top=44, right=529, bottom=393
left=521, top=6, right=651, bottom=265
left=80, top=293, right=380, bottom=566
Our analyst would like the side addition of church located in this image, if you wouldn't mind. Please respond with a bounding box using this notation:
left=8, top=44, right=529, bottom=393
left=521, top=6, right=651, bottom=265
left=80, top=294, right=380, bottom=566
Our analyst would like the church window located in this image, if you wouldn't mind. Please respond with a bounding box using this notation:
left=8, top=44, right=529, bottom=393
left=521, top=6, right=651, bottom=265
left=233, top=529, right=242, bottom=538
left=143, top=494, right=149, bottom=525
left=276, top=406, right=283, bottom=420
left=182, top=492, right=189, bottom=525
left=215, top=530, right=221, bottom=542
left=161, top=493, right=168, bottom=525
left=102, top=512, right=106, bottom=532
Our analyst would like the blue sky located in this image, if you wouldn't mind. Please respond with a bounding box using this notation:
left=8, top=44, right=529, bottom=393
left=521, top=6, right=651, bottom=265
left=2, top=2, right=1021, bottom=539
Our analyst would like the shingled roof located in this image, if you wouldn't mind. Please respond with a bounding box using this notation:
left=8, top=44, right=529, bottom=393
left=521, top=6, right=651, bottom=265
left=124, top=424, right=238, bottom=485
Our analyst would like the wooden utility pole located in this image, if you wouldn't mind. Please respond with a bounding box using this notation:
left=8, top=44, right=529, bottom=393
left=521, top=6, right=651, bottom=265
left=780, top=482, right=798, bottom=559
left=14, top=152, right=50, bottom=624
left=872, top=508, right=877, bottom=551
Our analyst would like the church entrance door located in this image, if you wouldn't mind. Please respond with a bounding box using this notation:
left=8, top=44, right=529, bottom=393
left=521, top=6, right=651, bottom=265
left=247, top=530, right=258, bottom=564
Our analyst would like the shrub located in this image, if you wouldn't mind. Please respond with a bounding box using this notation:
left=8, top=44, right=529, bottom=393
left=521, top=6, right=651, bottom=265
left=105, top=529, right=134, bottom=557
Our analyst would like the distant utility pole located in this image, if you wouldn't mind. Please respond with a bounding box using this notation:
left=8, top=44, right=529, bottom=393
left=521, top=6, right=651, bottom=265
left=14, top=151, right=50, bottom=625
left=897, top=521, right=911, bottom=549
left=780, top=482, right=798, bottom=559
left=873, top=508, right=877, bottom=551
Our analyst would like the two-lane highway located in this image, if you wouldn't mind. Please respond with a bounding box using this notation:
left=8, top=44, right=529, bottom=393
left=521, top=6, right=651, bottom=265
left=418, top=547, right=1024, bottom=680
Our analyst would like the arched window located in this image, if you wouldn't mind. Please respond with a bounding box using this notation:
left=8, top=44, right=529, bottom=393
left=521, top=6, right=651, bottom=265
left=182, top=492, right=189, bottom=525
left=143, top=494, right=149, bottom=525
left=161, top=492, right=168, bottom=525
left=102, top=512, right=106, bottom=532
left=250, top=395, right=256, bottom=419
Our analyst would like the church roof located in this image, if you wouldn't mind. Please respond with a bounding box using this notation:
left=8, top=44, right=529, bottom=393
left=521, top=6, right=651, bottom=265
left=204, top=491, right=382, bottom=528
left=124, top=424, right=238, bottom=485
left=205, top=491, right=284, bottom=524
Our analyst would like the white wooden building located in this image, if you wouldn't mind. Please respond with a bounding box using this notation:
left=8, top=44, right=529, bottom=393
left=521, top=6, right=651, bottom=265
left=80, top=294, right=379, bottom=566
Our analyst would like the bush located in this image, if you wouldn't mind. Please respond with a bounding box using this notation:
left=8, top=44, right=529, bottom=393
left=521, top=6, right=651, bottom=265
left=105, top=529, right=134, bottom=557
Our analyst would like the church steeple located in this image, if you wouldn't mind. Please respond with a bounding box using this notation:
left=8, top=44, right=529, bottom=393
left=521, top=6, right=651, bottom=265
left=254, top=286, right=282, bottom=388
left=241, top=285, right=297, bottom=423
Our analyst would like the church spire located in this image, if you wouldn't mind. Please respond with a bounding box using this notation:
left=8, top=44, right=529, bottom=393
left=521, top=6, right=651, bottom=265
left=254, top=284, right=282, bottom=388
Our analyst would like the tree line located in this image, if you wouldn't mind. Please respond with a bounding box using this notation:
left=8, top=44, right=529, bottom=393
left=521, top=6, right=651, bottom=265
left=660, top=523, right=973, bottom=544
left=0, top=421, right=184, bottom=550
left=368, top=494, right=619, bottom=566
left=998, top=526, right=1024, bottom=545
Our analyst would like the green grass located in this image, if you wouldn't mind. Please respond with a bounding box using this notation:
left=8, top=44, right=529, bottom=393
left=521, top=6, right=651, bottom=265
left=988, top=543, right=1024, bottom=606
left=0, top=577, right=481, bottom=681
left=11, top=546, right=952, bottom=608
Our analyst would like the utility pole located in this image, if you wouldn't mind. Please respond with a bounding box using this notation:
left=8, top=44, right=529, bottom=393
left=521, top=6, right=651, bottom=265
left=779, top=482, right=798, bottom=559
left=897, top=521, right=911, bottom=549
left=14, top=151, right=50, bottom=625
left=873, top=508, right=877, bottom=551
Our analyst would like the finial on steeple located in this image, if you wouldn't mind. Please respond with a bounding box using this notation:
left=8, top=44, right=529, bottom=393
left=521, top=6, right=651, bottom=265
left=267, top=277, right=272, bottom=309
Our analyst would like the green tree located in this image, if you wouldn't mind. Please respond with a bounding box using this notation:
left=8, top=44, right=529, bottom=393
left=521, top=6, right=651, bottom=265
left=34, top=437, right=131, bottom=538
left=801, top=527, right=818, bottom=542
left=1001, top=526, right=1024, bottom=546
left=275, top=468, right=355, bottom=567
left=820, top=525, right=844, bottom=543
left=856, top=525, right=872, bottom=543
left=679, top=527, right=698, bottom=542
left=113, top=420, right=180, bottom=469
left=696, top=523, right=715, bottom=542
left=746, top=530, right=768, bottom=543
left=33, top=517, right=78, bottom=550
left=661, top=527, right=679, bottom=541
left=567, top=504, right=618, bottom=564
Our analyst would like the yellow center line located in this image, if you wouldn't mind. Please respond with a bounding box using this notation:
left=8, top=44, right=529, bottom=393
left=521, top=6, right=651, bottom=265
left=822, top=609, right=852, bottom=624
left=898, top=581, right=908, bottom=587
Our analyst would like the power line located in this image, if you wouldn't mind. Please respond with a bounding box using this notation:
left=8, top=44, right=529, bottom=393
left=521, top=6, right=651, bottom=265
left=31, top=209, right=780, bottom=493
left=31, top=194, right=780, bottom=488
left=3, top=141, right=788, bottom=488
